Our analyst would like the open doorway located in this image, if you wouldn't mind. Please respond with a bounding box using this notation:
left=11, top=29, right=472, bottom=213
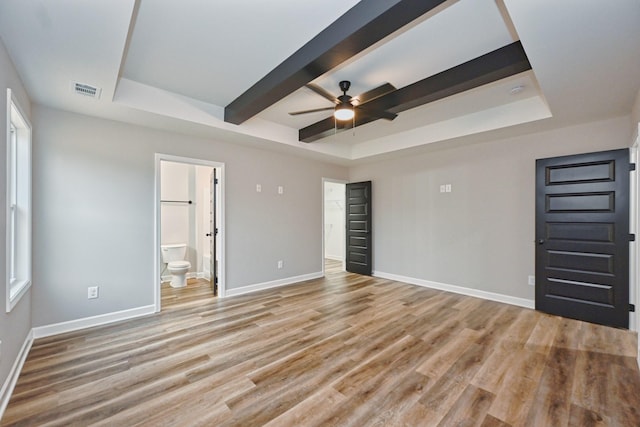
left=323, top=179, right=346, bottom=274
left=154, top=154, right=225, bottom=312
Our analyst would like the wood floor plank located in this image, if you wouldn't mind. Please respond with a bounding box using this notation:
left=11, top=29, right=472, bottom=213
left=570, top=346, right=611, bottom=417
left=525, top=313, right=560, bottom=356
left=567, top=404, right=609, bottom=427
left=480, top=414, right=512, bottom=427
left=2, top=262, right=639, bottom=426
left=606, top=363, right=640, bottom=426
left=416, top=327, right=481, bottom=378
left=418, top=343, right=489, bottom=423
left=362, top=371, right=434, bottom=427
left=436, top=384, right=495, bottom=427
left=522, top=319, right=584, bottom=427
left=261, top=387, right=347, bottom=427
left=486, top=349, right=546, bottom=425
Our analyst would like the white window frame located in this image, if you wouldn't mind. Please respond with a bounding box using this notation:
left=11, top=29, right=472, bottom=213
left=6, top=88, right=32, bottom=312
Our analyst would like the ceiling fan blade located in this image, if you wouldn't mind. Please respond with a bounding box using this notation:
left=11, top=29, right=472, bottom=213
left=356, top=107, right=397, bottom=121
left=299, top=108, right=395, bottom=143
left=288, top=106, right=335, bottom=116
left=305, top=83, right=338, bottom=103
left=353, top=83, right=396, bottom=105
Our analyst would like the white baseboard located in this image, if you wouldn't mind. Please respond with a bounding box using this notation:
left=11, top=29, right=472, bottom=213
left=324, top=255, right=343, bottom=261
left=225, top=272, right=323, bottom=298
left=0, top=330, right=33, bottom=420
left=373, top=271, right=535, bottom=309
left=32, top=305, right=156, bottom=339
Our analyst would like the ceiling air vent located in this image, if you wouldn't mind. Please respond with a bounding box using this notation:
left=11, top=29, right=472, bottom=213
left=71, top=82, right=102, bottom=99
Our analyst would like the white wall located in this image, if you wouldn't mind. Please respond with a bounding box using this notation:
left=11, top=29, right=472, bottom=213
left=324, top=181, right=345, bottom=260
left=632, top=88, right=640, bottom=142
left=350, top=116, right=632, bottom=300
left=0, top=38, right=32, bottom=401
left=31, top=106, right=348, bottom=327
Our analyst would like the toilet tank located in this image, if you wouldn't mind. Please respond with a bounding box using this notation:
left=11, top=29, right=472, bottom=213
left=161, top=243, right=187, bottom=263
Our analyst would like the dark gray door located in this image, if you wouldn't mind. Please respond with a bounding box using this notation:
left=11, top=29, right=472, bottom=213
left=535, top=149, right=630, bottom=328
left=346, top=181, right=372, bottom=275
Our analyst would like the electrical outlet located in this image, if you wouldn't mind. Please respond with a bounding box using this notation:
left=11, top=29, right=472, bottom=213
left=88, top=286, right=99, bottom=299
left=256, top=184, right=262, bottom=193
left=440, top=185, right=446, bottom=193
left=278, top=185, right=284, bottom=195
left=528, top=275, right=535, bottom=286
left=277, top=260, right=283, bottom=269
left=445, top=184, right=452, bottom=193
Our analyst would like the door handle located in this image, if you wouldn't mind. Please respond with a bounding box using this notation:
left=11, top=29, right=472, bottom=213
left=537, top=239, right=545, bottom=245
left=206, top=233, right=213, bottom=237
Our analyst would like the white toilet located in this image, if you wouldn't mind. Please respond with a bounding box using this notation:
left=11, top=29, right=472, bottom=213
left=161, top=243, right=191, bottom=288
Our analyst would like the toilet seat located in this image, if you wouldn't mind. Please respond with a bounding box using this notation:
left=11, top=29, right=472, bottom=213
left=168, top=261, right=191, bottom=270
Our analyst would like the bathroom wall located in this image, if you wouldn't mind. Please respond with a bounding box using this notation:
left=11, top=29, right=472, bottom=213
left=160, top=161, right=192, bottom=246
left=0, top=36, right=32, bottom=408
left=31, top=105, right=348, bottom=326
left=160, top=161, right=198, bottom=280
left=324, top=181, right=345, bottom=260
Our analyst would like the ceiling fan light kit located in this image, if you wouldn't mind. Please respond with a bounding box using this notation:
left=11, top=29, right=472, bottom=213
left=334, top=102, right=354, bottom=121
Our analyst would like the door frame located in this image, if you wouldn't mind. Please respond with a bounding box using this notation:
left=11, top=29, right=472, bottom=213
left=154, top=153, right=226, bottom=312
left=322, top=178, right=347, bottom=275
left=632, top=126, right=640, bottom=342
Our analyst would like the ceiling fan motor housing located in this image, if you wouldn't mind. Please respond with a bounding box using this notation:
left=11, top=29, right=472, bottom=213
left=337, top=94, right=352, bottom=104
left=339, top=80, right=351, bottom=94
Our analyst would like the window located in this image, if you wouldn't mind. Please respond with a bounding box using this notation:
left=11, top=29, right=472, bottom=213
left=6, top=88, right=31, bottom=312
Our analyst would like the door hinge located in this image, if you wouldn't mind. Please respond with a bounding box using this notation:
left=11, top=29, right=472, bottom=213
left=214, top=178, right=219, bottom=184
left=215, top=276, right=218, bottom=284
left=215, top=227, right=219, bottom=235
left=630, top=303, right=635, bottom=312
left=630, top=163, right=636, bottom=171
left=630, top=234, right=636, bottom=242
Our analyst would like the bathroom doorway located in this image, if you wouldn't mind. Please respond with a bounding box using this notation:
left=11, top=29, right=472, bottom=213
left=322, top=179, right=346, bottom=274
left=154, top=154, right=225, bottom=312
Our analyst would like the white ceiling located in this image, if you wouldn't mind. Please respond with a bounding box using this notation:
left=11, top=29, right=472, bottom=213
left=1, top=0, right=639, bottom=164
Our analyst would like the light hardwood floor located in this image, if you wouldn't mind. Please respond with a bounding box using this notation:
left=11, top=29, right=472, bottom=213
left=2, top=260, right=640, bottom=426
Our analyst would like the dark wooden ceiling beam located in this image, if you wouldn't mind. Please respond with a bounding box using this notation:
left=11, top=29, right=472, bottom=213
left=299, top=41, right=532, bottom=143
left=224, top=0, right=448, bottom=125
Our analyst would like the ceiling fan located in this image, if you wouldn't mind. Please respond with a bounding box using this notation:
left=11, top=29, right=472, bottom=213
left=289, top=80, right=398, bottom=123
